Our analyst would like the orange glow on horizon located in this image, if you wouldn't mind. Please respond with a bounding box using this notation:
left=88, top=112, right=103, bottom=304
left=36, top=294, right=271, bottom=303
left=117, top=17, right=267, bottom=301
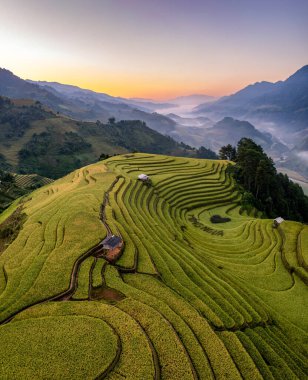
left=1, top=0, right=307, bottom=103
left=15, top=66, right=261, bottom=101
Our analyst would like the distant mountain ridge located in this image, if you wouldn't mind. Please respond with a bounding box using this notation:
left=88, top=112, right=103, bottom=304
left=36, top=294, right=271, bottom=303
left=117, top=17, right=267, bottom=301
left=0, top=68, right=63, bottom=107
left=200, top=116, right=287, bottom=154
left=193, top=65, right=308, bottom=181
left=194, top=65, right=308, bottom=132
left=1, top=65, right=306, bottom=179
left=27, top=80, right=175, bottom=112
left=0, top=68, right=178, bottom=135
left=167, top=94, right=215, bottom=105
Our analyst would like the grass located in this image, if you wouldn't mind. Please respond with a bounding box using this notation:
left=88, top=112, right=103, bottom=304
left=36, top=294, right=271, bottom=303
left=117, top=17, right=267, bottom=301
left=91, top=258, right=105, bottom=288
left=218, top=331, right=263, bottom=380
left=118, top=298, right=196, bottom=380
left=0, top=315, right=118, bottom=380
left=14, top=301, right=155, bottom=380
left=0, top=153, right=307, bottom=379
left=73, top=256, right=95, bottom=299
left=0, top=162, right=116, bottom=322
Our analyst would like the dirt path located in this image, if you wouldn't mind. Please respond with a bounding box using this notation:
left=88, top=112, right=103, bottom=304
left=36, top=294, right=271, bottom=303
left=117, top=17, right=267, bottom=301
left=51, top=176, right=122, bottom=301
left=0, top=176, right=123, bottom=323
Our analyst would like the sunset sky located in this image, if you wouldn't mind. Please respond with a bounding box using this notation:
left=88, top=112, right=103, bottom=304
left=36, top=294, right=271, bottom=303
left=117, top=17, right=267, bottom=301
left=1, top=0, right=307, bottom=99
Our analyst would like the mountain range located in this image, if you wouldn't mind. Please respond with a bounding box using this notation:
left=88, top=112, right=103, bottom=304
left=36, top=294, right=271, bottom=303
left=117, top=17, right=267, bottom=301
left=194, top=65, right=308, bottom=134
left=0, top=65, right=307, bottom=179
left=192, top=65, right=308, bottom=178
left=0, top=96, right=203, bottom=178
left=0, top=69, right=177, bottom=135
left=28, top=80, right=176, bottom=112
left=0, top=67, right=278, bottom=151
left=202, top=117, right=287, bottom=153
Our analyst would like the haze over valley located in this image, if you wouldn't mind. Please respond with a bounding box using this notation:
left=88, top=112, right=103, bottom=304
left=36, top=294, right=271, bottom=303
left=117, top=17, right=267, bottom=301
left=1, top=64, right=307, bottom=181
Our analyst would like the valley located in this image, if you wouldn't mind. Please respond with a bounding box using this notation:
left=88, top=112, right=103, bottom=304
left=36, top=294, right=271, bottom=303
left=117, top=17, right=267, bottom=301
left=1, top=1, right=307, bottom=378
left=1, top=66, right=307, bottom=185
left=0, top=96, right=211, bottom=179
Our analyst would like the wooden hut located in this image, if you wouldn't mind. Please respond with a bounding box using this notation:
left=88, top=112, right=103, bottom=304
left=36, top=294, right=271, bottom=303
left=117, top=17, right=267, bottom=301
left=101, top=235, right=123, bottom=262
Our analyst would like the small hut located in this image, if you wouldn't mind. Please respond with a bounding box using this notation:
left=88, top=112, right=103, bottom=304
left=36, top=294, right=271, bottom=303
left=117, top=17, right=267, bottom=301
left=138, top=174, right=149, bottom=182
left=101, top=235, right=123, bottom=262
left=102, top=235, right=122, bottom=250
left=273, top=217, right=284, bottom=228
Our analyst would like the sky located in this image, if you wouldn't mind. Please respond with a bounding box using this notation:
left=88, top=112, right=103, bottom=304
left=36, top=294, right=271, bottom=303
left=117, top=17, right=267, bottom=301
left=0, top=0, right=307, bottom=99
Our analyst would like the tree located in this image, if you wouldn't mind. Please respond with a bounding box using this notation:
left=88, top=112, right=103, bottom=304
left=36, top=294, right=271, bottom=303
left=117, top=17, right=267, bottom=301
left=219, top=144, right=236, bottom=161
left=254, top=158, right=275, bottom=199
left=231, top=137, right=308, bottom=222
left=108, top=117, right=116, bottom=125
left=99, top=153, right=110, bottom=161
left=196, top=146, right=218, bottom=159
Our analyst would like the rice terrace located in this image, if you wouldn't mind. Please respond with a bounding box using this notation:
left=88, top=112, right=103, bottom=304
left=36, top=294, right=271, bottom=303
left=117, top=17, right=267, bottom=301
left=0, top=153, right=307, bottom=379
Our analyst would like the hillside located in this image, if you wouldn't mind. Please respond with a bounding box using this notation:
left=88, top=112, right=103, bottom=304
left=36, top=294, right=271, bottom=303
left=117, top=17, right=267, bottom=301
left=0, top=96, right=204, bottom=178
left=203, top=117, right=288, bottom=154
left=0, top=154, right=307, bottom=379
left=167, top=115, right=288, bottom=157
left=0, top=172, right=27, bottom=213
left=192, top=65, right=308, bottom=178
left=0, top=170, right=53, bottom=212
left=29, top=81, right=175, bottom=112
left=0, top=69, right=179, bottom=135
left=0, top=69, right=64, bottom=108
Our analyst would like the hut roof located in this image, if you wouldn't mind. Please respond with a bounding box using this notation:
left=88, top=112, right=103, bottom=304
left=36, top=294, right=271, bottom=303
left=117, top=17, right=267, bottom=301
left=138, top=173, right=149, bottom=180
left=274, top=217, right=284, bottom=224
left=102, top=235, right=122, bottom=249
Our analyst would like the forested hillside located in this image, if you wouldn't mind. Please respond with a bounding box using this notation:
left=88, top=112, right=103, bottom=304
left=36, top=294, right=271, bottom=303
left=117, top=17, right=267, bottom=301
left=0, top=96, right=215, bottom=178
left=219, top=139, right=308, bottom=222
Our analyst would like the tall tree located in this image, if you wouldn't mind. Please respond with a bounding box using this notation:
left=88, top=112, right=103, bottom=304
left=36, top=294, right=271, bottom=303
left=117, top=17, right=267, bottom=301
left=232, top=138, right=308, bottom=222
left=219, top=144, right=236, bottom=161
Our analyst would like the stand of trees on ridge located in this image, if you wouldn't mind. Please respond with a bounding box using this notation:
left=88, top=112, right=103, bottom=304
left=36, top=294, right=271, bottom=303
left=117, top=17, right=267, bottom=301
left=220, top=138, right=308, bottom=223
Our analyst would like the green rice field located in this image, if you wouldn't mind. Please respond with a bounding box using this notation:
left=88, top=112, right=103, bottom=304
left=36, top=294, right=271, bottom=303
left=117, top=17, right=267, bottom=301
left=0, top=153, right=307, bottom=379
left=13, top=173, right=54, bottom=188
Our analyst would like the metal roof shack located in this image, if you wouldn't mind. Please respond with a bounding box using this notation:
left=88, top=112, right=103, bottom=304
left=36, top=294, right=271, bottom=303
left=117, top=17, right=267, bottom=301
left=138, top=174, right=149, bottom=181
left=273, top=217, right=284, bottom=228
left=102, top=235, right=122, bottom=250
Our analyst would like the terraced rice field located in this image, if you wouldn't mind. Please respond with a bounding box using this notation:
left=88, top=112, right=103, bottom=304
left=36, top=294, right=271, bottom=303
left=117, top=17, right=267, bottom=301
left=13, top=173, right=54, bottom=188
left=0, top=154, right=307, bottom=379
